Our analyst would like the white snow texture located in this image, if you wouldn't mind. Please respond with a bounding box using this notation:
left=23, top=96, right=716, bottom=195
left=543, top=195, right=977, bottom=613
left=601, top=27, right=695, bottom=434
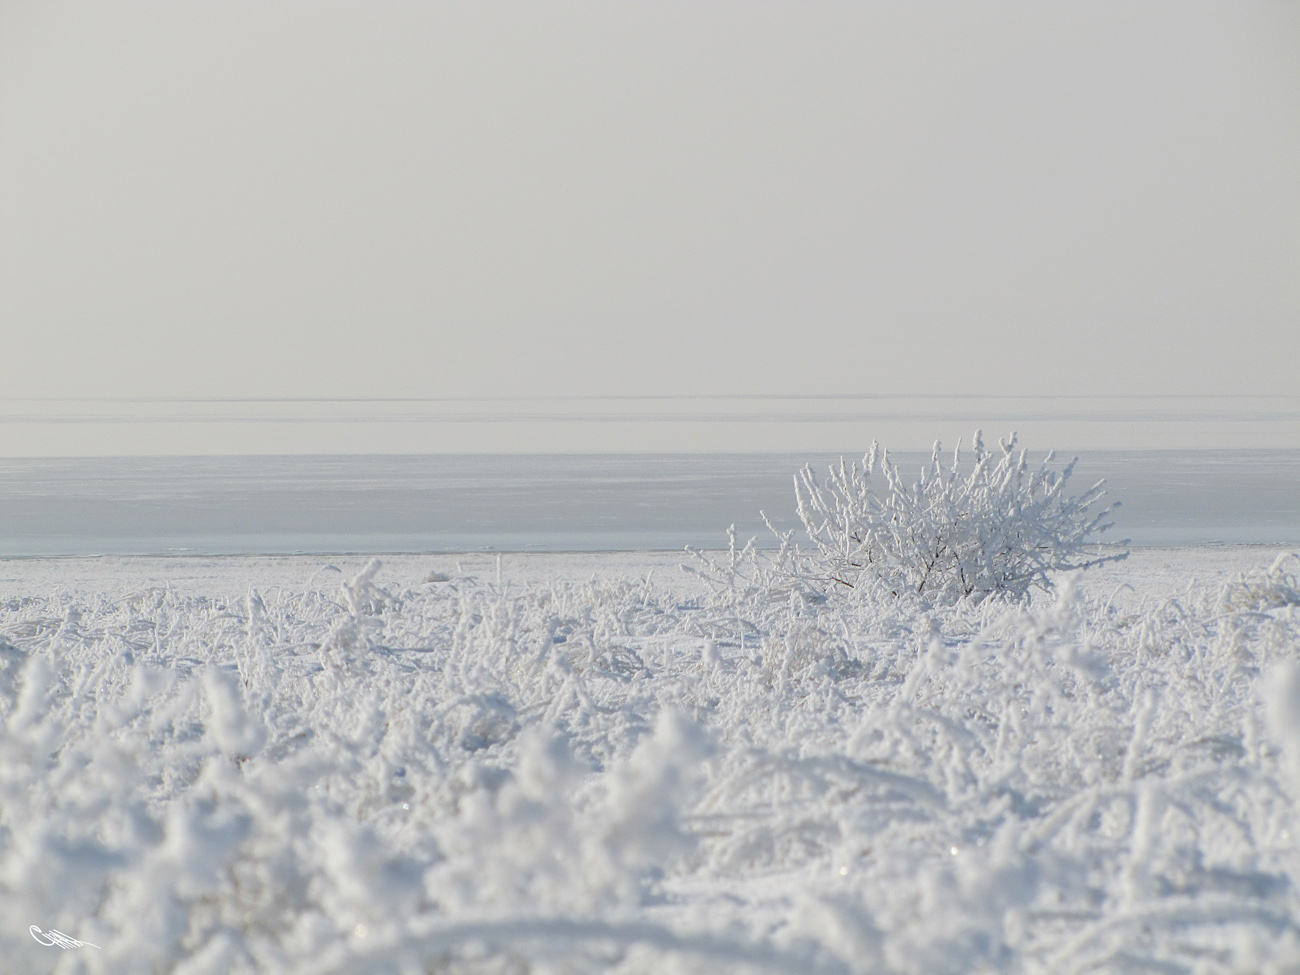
left=1, top=547, right=1299, bottom=974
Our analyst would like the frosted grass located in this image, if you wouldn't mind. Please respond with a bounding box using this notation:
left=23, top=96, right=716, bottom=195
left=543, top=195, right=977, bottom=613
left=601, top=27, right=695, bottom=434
left=2, top=550, right=1299, bottom=973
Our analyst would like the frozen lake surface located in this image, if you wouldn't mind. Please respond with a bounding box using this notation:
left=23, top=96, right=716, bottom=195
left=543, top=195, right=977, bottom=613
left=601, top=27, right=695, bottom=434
left=1, top=450, right=1298, bottom=556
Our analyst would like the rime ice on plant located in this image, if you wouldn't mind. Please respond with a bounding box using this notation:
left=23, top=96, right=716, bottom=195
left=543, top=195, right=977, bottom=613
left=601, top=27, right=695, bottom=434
left=793, top=430, right=1129, bottom=602
left=2, top=541, right=1298, bottom=973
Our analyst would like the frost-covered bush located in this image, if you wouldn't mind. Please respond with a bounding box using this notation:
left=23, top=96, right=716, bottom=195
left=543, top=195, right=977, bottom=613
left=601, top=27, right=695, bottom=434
left=794, top=431, right=1127, bottom=601
left=1223, top=551, right=1300, bottom=611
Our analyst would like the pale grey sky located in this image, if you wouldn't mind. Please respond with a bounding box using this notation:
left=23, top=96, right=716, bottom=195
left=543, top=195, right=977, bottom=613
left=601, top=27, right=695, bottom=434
left=0, top=1, right=1296, bottom=454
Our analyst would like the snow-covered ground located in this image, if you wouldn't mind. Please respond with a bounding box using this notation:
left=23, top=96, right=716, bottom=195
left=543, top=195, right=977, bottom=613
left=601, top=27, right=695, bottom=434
left=0, top=545, right=1281, bottom=602
left=3, top=546, right=1299, bottom=974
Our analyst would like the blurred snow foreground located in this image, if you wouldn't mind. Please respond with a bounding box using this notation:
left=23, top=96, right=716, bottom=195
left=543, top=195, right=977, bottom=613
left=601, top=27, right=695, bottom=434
left=2, top=469, right=1300, bottom=972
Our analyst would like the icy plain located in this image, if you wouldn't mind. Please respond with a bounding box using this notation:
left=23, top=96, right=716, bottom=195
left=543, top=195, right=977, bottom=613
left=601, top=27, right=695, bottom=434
left=3, top=545, right=1300, bottom=974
